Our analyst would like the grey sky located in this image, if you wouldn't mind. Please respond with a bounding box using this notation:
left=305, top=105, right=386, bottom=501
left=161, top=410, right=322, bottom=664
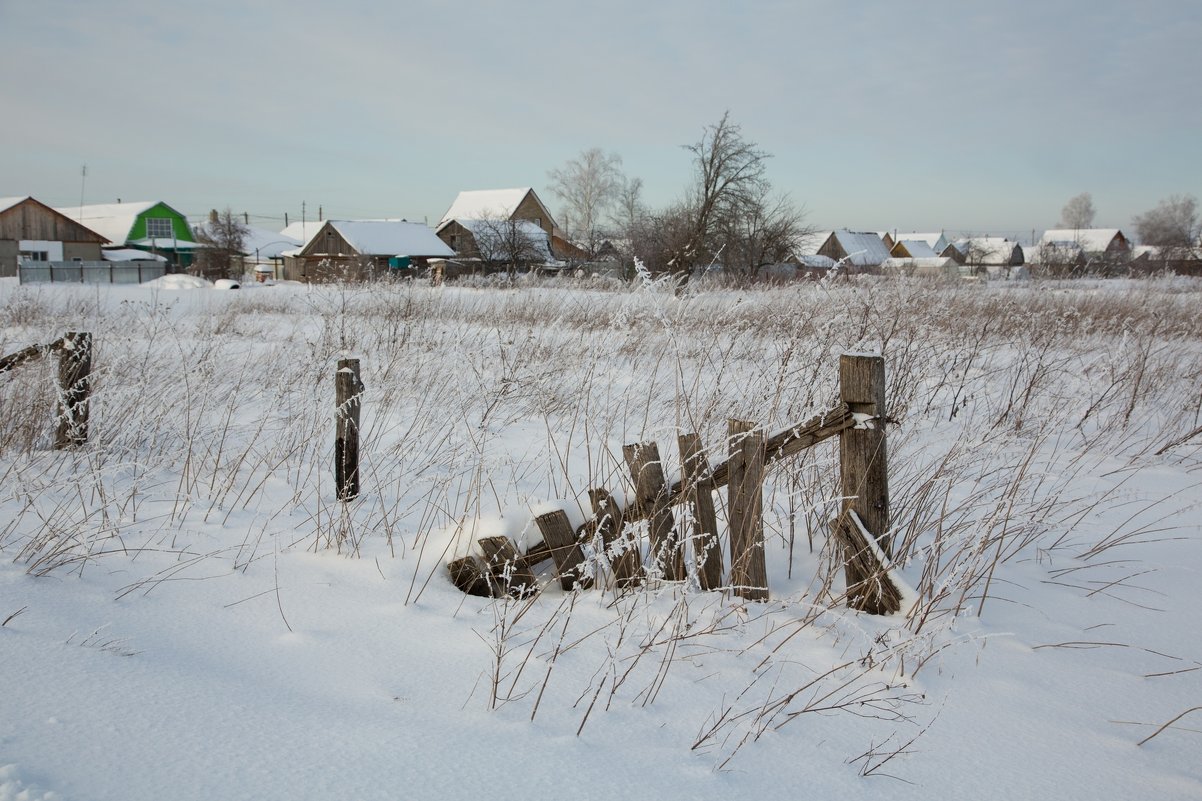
left=2, top=0, right=1199, bottom=240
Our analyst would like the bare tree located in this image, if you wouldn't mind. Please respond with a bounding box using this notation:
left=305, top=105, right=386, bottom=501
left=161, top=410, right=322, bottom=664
left=194, top=208, right=248, bottom=280
left=469, top=216, right=550, bottom=277
left=714, top=186, right=808, bottom=279
left=547, top=148, right=624, bottom=256
left=1058, top=192, right=1096, bottom=229
left=1132, top=194, right=1199, bottom=251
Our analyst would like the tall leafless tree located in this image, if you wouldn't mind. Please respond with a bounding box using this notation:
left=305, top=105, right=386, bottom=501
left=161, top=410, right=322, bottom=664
left=1058, top=192, right=1096, bottom=230
left=194, top=208, right=248, bottom=280
left=547, top=148, right=624, bottom=257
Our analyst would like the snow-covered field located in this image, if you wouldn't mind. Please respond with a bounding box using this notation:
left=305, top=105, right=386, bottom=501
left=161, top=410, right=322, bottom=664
left=1, top=275, right=1199, bottom=800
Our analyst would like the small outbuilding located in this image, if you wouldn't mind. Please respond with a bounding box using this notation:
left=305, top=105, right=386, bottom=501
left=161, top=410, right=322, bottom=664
left=0, top=196, right=108, bottom=277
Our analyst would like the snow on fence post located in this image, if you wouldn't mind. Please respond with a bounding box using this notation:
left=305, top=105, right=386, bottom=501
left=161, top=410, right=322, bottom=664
left=837, top=352, right=897, bottom=613
left=54, top=332, right=92, bottom=449
left=335, top=358, right=363, bottom=502
left=623, top=442, right=685, bottom=581
left=727, top=419, right=768, bottom=601
left=678, top=432, right=722, bottom=591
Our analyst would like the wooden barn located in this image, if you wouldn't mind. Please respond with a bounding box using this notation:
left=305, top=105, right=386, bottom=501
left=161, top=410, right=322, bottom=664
left=0, top=196, right=108, bottom=277
left=438, top=188, right=560, bottom=237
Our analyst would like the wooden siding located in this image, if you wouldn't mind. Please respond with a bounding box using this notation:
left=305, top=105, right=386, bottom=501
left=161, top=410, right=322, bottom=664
left=0, top=198, right=108, bottom=244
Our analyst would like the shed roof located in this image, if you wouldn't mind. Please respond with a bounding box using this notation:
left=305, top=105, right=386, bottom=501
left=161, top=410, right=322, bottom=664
left=451, top=218, right=554, bottom=262
left=830, top=229, right=893, bottom=266
left=893, top=240, right=939, bottom=258
left=307, top=220, right=454, bottom=258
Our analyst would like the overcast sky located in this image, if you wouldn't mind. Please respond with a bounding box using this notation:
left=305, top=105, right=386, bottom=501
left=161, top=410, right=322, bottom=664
left=2, top=0, right=1199, bottom=240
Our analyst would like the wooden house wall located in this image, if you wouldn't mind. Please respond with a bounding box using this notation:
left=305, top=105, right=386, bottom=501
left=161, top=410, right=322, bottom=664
left=0, top=199, right=108, bottom=243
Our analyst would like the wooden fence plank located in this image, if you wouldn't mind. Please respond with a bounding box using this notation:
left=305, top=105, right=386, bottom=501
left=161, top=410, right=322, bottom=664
left=623, top=442, right=685, bottom=581
left=478, top=536, right=537, bottom=598
left=678, top=433, right=722, bottom=591
left=535, top=510, right=592, bottom=591
left=588, top=488, right=640, bottom=588
left=728, top=419, right=768, bottom=601
left=335, top=358, right=362, bottom=501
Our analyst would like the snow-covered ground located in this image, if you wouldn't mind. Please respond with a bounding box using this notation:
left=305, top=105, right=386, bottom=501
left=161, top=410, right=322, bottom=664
left=1, top=275, right=1199, bottom=800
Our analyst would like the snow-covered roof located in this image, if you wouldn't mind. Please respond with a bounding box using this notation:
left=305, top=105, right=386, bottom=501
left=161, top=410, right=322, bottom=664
left=438, top=188, right=550, bottom=228
left=882, top=257, right=960, bottom=277
left=890, top=232, right=949, bottom=253
left=792, top=231, right=831, bottom=257
left=830, top=230, right=893, bottom=266
left=196, top=221, right=300, bottom=259
left=0, top=196, right=30, bottom=214
left=102, top=248, right=168, bottom=262
left=797, top=254, right=836, bottom=269
left=280, top=220, right=330, bottom=248
left=894, top=240, right=938, bottom=259
left=305, top=220, right=454, bottom=258
left=1026, top=241, right=1082, bottom=264
left=52, top=201, right=176, bottom=245
left=451, top=218, right=554, bottom=262
left=1039, top=229, right=1124, bottom=254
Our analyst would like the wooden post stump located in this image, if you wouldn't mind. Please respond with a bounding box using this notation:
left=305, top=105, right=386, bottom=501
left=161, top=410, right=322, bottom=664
left=55, top=332, right=92, bottom=449
left=728, top=420, right=768, bottom=601
left=448, top=555, right=500, bottom=598
left=535, top=510, right=592, bottom=591
left=335, top=358, right=363, bottom=501
left=623, top=442, right=685, bottom=581
left=678, top=433, right=722, bottom=591
left=838, top=353, right=893, bottom=610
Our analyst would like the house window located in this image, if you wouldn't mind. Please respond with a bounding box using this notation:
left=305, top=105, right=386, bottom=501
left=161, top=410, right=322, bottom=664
left=20, top=250, right=48, bottom=261
left=146, top=217, right=172, bottom=239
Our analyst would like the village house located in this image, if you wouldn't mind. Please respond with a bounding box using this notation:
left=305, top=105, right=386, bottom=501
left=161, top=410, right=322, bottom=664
left=53, top=200, right=199, bottom=267
left=283, top=219, right=453, bottom=282
left=806, top=229, right=892, bottom=271
left=0, top=196, right=108, bottom=277
left=953, top=237, right=1024, bottom=276
left=1035, top=228, right=1130, bottom=275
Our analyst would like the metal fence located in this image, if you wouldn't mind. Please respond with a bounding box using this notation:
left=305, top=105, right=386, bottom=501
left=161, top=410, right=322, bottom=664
left=18, top=260, right=170, bottom=285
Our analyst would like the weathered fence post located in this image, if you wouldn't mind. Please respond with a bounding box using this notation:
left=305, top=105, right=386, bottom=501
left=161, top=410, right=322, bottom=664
left=55, top=332, right=92, bottom=449
left=623, top=442, right=685, bottom=581
left=837, top=352, right=898, bottom=614
left=335, top=358, right=363, bottom=501
left=838, top=353, right=891, bottom=554
left=678, top=433, right=722, bottom=591
left=727, top=419, right=768, bottom=601
left=478, top=536, right=536, bottom=598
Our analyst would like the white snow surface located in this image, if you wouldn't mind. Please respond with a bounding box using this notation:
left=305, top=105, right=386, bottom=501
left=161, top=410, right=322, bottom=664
left=1040, top=228, right=1124, bottom=254
left=0, top=277, right=1199, bottom=801
left=51, top=202, right=160, bottom=246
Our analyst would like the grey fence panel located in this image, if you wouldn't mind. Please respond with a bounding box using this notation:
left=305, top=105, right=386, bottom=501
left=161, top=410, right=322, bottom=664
left=19, top=260, right=169, bottom=285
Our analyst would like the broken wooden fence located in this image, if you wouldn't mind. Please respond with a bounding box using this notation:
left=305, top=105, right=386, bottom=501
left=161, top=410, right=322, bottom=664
left=449, top=353, right=902, bottom=614
left=0, top=332, right=93, bottom=449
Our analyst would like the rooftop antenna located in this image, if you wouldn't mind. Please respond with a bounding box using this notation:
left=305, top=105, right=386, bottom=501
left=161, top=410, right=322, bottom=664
left=78, top=164, right=87, bottom=219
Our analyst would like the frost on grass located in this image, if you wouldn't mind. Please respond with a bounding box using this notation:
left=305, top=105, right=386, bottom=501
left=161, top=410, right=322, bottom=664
left=0, top=276, right=1200, bottom=796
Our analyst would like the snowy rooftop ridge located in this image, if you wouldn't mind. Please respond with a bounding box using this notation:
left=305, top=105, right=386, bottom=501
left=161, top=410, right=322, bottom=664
left=1039, top=228, right=1125, bottom=253
left=438, top=188, right=536, bottom=227
left=52, top=201, right=161, bottom=245
left=0, top=196, right=31, bottom=214
left=303, top=219, right=454, bottom=258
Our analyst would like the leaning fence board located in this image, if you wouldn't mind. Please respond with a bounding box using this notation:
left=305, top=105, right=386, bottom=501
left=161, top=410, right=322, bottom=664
left=728, top=420, right=768, bottom=601
left=679, top=433, right=722, bottom=591
left=478, top=536, right=536, bottom=598
left=831, top=510, right=902, bottom=615
left=535, top=510, right=592, bottom=591
left=589, top=488, right=640, bottom=588
left=623, top=442, right=685, bottom=581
